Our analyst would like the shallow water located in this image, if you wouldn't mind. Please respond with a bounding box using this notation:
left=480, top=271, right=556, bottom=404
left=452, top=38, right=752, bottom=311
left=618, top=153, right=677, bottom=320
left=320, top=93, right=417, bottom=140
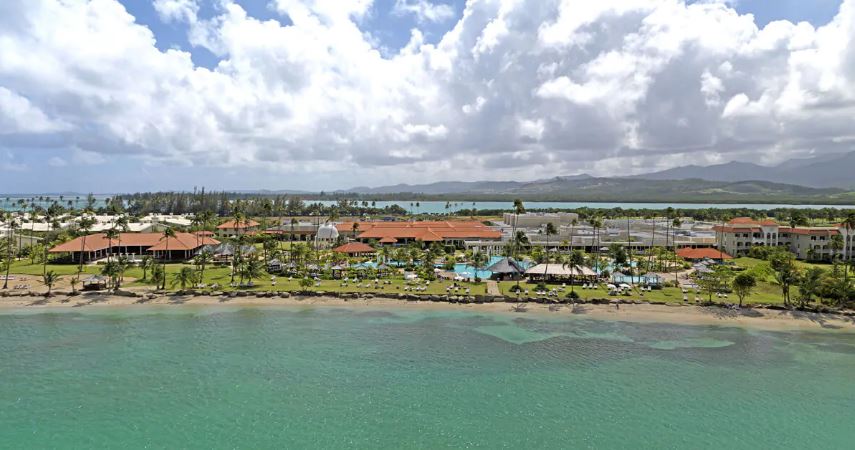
left=1, top=306, right=854, bottom=448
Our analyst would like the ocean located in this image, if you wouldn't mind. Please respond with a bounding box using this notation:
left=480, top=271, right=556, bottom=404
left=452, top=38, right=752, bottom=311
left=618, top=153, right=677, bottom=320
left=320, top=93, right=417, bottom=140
left=1, top=306, right=853, bottom=448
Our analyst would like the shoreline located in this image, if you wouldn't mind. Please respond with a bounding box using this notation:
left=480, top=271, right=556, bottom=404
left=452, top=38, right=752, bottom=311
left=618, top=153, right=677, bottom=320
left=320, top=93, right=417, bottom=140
left=2, top=293, right=854, bottom=332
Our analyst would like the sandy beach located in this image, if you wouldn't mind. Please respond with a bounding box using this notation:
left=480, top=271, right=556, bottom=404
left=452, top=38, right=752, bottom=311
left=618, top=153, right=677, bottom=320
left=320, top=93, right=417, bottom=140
left=2, top=292, right=853, bottom=332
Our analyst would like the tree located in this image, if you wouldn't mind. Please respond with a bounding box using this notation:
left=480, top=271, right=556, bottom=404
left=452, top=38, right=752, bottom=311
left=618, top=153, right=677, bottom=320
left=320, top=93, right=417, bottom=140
left=563, top=249, right=586, bottom=293
left=194, top=250, right=212, bottom=285
left=830, top=234, right=843, bottom=263
left=798, top=267, right=824, bottom=307
left=472, top=251, right=488, bottom=282
left=731, top=273, right=756, bottom=307
left=75, top=214, right=96, bottom=285
left=769, top=249, right=799, bottom=306
left=671, top=217, right=682, bottom=283
left=299, top=276, right=313, bottom=292
left=41, top=270, right=60, bottom=296
left=544, top=222, right=557, bottom=275
left=140, top=255, right=154, bottom=281
left=2, top=212, right=19, bottom=289
left=151, top=264, right=166, bottom=291
left=104, top=227, right=120, bottom=263
left=698, top=265, right=733, bottom=302
left=159, top=227, right=176, bottom=290
left=172, top=266, right=198, bottom=290
left=590, top=216, right=603, bottom=276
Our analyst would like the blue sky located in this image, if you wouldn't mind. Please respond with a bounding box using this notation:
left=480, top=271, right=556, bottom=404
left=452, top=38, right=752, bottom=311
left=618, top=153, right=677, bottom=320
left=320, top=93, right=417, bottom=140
left=1, top=0, right=852, bottom=194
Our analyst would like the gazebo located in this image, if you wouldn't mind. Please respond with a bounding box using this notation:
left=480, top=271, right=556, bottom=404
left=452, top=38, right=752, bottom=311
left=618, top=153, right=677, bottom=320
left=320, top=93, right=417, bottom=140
left=485, top=257, right=526, bottom=280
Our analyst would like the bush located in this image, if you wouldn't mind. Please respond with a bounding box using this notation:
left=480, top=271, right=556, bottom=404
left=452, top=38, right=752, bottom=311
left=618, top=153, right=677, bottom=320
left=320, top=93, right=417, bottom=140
left=509, top=284, right=522, bottom=293
left=567, top=290, right=580, bottom=300
left=536, top=282, right=547, bottom=291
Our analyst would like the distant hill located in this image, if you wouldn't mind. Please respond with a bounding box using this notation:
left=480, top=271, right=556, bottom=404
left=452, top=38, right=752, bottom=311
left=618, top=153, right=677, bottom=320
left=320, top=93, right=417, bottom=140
left=338, top=176, right=855, bottom=204
left=632, top=151, right=855, bottom=189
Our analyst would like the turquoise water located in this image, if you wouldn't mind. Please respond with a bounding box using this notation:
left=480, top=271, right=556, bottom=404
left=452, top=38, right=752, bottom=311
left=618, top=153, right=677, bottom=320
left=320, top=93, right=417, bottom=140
left=1, top=306, right=854, bottom=448
left=453, top=255, right=505, bottom=279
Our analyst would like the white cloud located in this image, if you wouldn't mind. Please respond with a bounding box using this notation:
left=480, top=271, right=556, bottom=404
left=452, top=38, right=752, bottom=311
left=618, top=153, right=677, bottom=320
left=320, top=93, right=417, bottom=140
left=0, top=0, right=854, bottom=188
left=153, top=0, right=199, bottom=24
left=0, top=86, right=68, bottom=133
left=393, top=0, right=455, bottom=24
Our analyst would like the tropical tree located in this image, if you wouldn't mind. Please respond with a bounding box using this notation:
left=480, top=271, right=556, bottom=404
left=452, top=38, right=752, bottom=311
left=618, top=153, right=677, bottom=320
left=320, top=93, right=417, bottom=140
left=543, top=222, right=557, bottom=275
left=731, top=273, right=756, bottom=307
left=172, top=266, right=198, bottom=290
left=2, top=213, right=19, bottom=289
left=511, top=198, right=525, bottom=258
left=590, top=216, right=603, bottom=275
left=104, top=227, right=120, bottom=263
left=159, top=227, right=176, bottom=290
left=770, top=251, right=799, bottom=306
left=140, top=255, right=154, bottom=281
left=194, top=250, right=212, bottom=285
left=563, top=249, right=586, bottom=293
left=151, top=264, right=166, bottom=291
left=472, top=251, right=488, bottom=282
left=75, top=214, right=96, bottom=284
left=798, top=267, right=825, bottom=307
left=42, top=270, right=60, bottom=296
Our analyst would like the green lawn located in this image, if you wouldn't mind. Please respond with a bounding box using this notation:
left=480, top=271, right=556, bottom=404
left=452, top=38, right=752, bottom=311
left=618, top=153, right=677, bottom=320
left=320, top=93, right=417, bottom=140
left=7, top=261, right=486, bottom=295
left=497, top=280, right=787, bottom=305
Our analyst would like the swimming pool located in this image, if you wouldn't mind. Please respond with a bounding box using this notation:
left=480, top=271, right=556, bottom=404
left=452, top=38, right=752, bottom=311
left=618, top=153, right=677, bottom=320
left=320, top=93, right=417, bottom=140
left=452, top=256, right=529, bottom=280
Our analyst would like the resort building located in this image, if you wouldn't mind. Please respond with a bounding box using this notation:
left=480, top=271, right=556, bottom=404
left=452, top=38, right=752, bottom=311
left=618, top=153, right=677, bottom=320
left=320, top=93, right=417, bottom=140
left=713, top=217, right=854, bottom=261
left=502, top=212, right=580, bottom=228
left=336, top=221, right=502, bottom=247
left=216, top=219, right=260, bottom=237
left=49, top=232, right=219, bottom=262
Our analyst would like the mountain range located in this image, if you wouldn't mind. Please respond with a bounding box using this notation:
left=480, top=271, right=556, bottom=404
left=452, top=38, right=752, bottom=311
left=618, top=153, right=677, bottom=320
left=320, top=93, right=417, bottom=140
left=336, top=152, right=855, bottom=204
left=628, top=151, right=855, bottom=188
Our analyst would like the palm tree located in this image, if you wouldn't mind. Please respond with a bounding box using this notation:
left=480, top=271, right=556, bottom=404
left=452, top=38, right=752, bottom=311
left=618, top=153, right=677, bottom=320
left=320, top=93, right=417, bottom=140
left=543, top=222, right=557, bottom=277
left=841, top=213, right=855, bottom=286
left=140, top=255, right=153, bottom=281
left=590, top=216, right=603, bottom=276
left=104, top=227, right=120, bottom=263
left=75, top=214, right=96, bottom=284
left=830, top=234, right=844, bottom=263
left=194, top=249, right=212, bottom=285
left=568, top=217, right=578, bottom=253
left=646, top=215, right=656, bottom=272
left=672, top=217, right=682, bottom=286
left=511, top=199, right=525, bottom=258
left=472, top=251, right=488, bottom=282
left=2, top=212, right=17, bottom=289
left=172, top=266, right=198, bottom=290
left=42, top=270, right=60, bottom=296
left=160, top=227, right=176, bottom=290
left=563, top=249, right=586, bottom=293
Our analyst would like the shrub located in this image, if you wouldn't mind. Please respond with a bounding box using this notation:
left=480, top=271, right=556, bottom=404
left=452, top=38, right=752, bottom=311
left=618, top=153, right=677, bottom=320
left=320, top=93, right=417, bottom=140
left=567, top=291, right=580, bottom=300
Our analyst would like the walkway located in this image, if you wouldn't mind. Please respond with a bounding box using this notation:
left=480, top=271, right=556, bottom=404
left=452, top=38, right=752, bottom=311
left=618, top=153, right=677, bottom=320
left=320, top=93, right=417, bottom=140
left=486, top=280, right=501, bottom=296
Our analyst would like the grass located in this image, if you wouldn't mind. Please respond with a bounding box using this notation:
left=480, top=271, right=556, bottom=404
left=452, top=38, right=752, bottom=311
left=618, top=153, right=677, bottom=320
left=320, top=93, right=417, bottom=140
left=497, top=280, right=787, bottom=305
left=6, top=260, right=487, bottom=295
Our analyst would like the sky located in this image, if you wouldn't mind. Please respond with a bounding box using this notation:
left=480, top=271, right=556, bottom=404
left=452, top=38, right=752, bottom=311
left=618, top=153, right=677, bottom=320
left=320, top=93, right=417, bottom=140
left=0, top=0, right=852, bottom=194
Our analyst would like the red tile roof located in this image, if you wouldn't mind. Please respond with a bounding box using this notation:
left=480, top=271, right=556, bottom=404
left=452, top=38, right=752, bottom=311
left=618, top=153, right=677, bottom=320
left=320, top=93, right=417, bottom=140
left=50, top=233, right=219, bottom=253
left=727, top=217, right=778, bottom=227
left=216, top=219, right=260, bottom=230
left=333, top=242, right=376, bottom=254
left=779, top=227, right=839, bottom=236
left=336, top=221, right=501, bottom=241
left=676, top=248, right=733, bottom=260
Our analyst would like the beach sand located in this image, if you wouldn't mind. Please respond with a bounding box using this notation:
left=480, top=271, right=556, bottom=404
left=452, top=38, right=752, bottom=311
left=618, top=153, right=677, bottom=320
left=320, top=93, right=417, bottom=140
left=2, top=292, right=853, bottom=332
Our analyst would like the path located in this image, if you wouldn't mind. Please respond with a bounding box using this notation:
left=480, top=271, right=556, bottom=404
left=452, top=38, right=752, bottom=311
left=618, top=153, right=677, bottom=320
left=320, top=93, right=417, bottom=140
left=486, top=280, right=501, bottom=296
